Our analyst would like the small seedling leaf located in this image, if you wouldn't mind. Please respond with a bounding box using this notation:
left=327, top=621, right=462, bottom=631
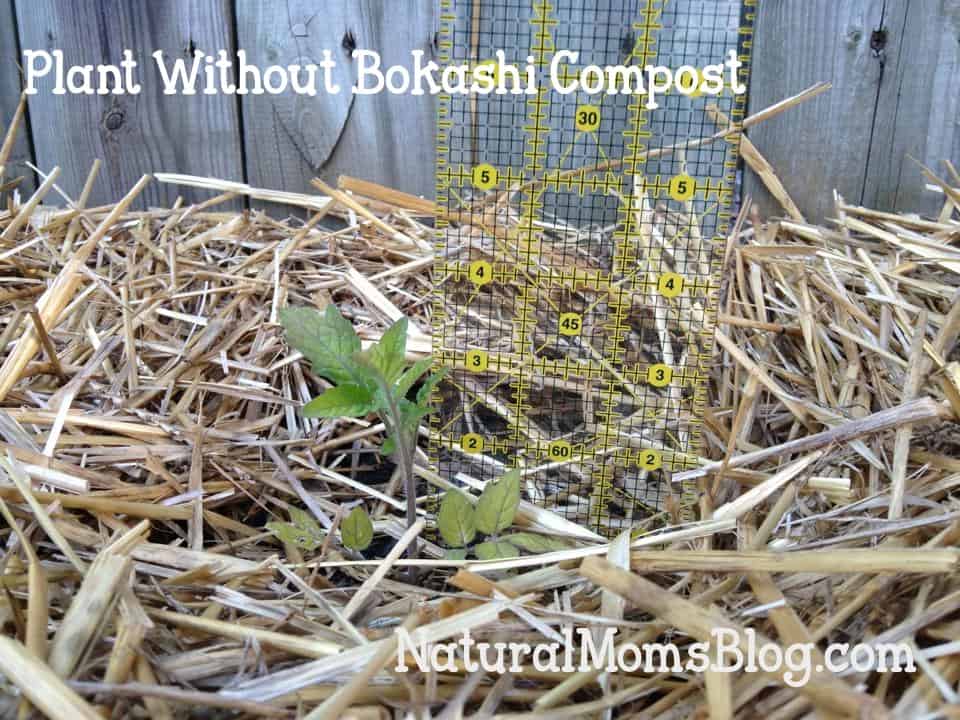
left=368, top=318, right=408, bottom=383
left=475, top=468, right=521, bottom=535
left=381, top=436, right=396, bottom=456
left=266, top=522, right=318, bottom=549
left=475, top=540, right=519, bottom=561
left=267, top=506, right=325, bottom=550
left=280, top=305, right=361, bottom=385
left=288, top=507, right=322, bottom=535
left=416, top=366, right=450, bottom=407
left=395, top=357, right=434, bottom=400
left=302, top=383, right=377, bottom=418
left=500, top=532, right=570, bottom=554
left=437, top=489, right=476, bottom=548
left=341, top=506, right=374, bottom=551
left=445, top=548, right=468, bottom=561
left=396, top=398, right=430, bottom=439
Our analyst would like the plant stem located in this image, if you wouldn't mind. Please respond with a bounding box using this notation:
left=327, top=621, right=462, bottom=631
left=376, top=378, right=419, bottom=563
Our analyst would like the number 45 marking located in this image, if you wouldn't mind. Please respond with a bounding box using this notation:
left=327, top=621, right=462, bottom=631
left=559, top=312, right=582, bottom=336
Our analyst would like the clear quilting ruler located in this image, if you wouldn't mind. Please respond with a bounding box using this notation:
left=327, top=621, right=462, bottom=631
left=431, top=0, right=754, bottom=536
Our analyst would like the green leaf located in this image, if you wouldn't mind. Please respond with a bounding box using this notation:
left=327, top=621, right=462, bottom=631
left=302, top=383, right=377, bottom=418
left=381, top=436, right=396, bottom=456
left=475, top=469, right=521, bottom=535
left=500, top=532, right=570, bottom=554
left=341, top=506, right=374, bottom=551
left=416, top=367, right=450, bottom=407
left=393, top=398, right=429, bottom=441
left=400, top=398, right=431, bottom=421
left=266, top=506, right=324, bottom=550
left=475, top=540, right=519, bottom=561
left=437, top=489, right=476, bottom=548
left=445, top=548, right=468, bottom=561
left=280, top=305, right=361, bottom=385
left=288, top=507, right=322, bottom=536
left=368, top=318, right=408, bottom=384
left=266, top=522, right=308, bottom=548
left=395, top=357, right=434, bottom=400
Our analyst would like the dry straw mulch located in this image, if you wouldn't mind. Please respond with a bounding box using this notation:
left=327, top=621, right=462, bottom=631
left=0, top=88, right=959, bottom=719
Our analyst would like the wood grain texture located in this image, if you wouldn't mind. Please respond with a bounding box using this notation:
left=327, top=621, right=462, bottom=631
left=862, top=0, right=960, bottom=216
left=237, top=0, right=438, bottom=215
left=746, top=0, right=960, bottom=222
left=746, top=0, right=888, bottom=223
left=14, top=0, right=244, bottom=208
left=0, top=0, right=35, bottom=195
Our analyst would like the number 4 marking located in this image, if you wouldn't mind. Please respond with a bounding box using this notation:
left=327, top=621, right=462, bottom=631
left=657, top=273, right=684, bottom=298
left=469, top=260, right=492, bottom=286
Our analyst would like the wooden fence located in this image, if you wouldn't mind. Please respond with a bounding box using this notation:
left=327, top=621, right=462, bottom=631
left=747, top=0, right=960, bottom=221
left=1, top=0, right=958, bottom=221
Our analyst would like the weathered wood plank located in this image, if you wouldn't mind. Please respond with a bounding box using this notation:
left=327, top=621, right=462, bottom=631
left=237, top=0, right=438, bottom=215
left=14, top=0, right=244, bottom=208
left=746, top=0, right=887, bottom=223
left=746, top=0, right=960, bottom=222
left=862, top=0, right=960, bottom=216
left=0, top=0, right=35, bottom=195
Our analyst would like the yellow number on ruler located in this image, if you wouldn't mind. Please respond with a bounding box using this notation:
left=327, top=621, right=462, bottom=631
left=575, top=105, right=600, bottom=132
left=465, top=349, right=488, bottom=372
left=677, top=68, right=703, bottom=97
left=468, top=260, right=492, bottom=286
left=657, top=273, right=684, bottom=298
left=547, top=439, right=572, bottom=461
left=461, top=433, right=484, bottom=453
left=558, top=312, right=582, bottom=336
left=668, top=174, right=696, bottom=201
left=638, top=449, right=662, bottom=471
left=646, top=363, right=673, bottom=387
left=472, top=164, right=498, bottom=190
